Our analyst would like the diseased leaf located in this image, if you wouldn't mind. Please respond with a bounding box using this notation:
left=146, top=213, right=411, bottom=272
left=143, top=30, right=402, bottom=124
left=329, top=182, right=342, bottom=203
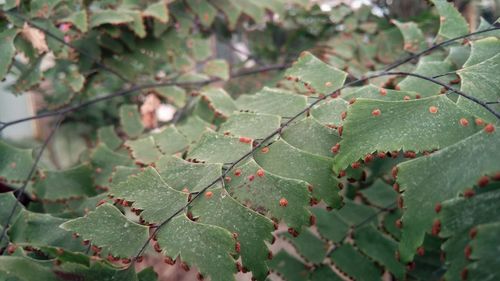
left=280, top=229, right=327, bottom=264
left=467, top=222, right=500, bottom=281
left=34, top=164, right=96, bottom=201
left=281, top=117, right=340, bottom=158
left=143, top=1, right=169, bottom=23
left=267, top=250, right=310, bottom=281
left=187, top=132, right=251, bottom=164
left=219, top=112, right=281, bottom=140
left=151, top=126, right=188, bottom=155
left=236, top=87, right=307, bottom=118
left=156, top=215, right=237, bottom=281
left=90, top=10, right=134, bottom=28
left=203, top=59, right=230, bottom=80
left=191, top=188, right=274, bottom=280
left=310, top=98, right=348, bottom=128
left=226, top=159, right=311, bottom=230
left=355, top=225, right=406, bottom=279
left=392, top=20, right=427, bottom=53
left=97, top=126, right=123, bottom=150
left=120, top=104, right=145, bottom=138
left=124, top=136, right=162, bottom=164
left=397, top=129, right=500, bottom=262
left=254, top=139, right=342, bottom=208
left=285, top=52, right=347, bottom=94
left=9, top=209, right=85, bottom=251
left=110, top=167, right=187, bottom=223
left=60, top=10, right=88, bottom=32
left=397, top=60, right=453, bottom=96
left=60, top=204, right=149, bottom=258
left=431, top=0, right=469, bottom=40
left=0, top=257, right=58, bottom=281
left=186, top=0, right=217, bottom=27
left=0, top=141, right=34, bottom=184
left=439, top=189, right=500, bottom=281
left=330, top=244, right=382, bottom=281
left=155, top=155, right=222, bottom=193
left=333, top=96, right=480, bottom=172
left=457, top=38, right=500, bottom=122
left=90, top=143, right=135, bottom=187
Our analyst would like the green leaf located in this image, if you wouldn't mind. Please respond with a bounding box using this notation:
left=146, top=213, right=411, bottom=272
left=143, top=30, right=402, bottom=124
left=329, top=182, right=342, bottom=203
left=34, top=164, right=96, bottom=201
left=156, top=215, right=237, bottom=281
left=0, top=141, right=34, bottom=184
left=254, top=139, right=342, bottom=208
left=209, top=0, right=241, bottom=29
left=268, top=250, right=310, bottom=281
left=187, top=132, right=252, bottom=164
left=467, top=222, right=500, bottom=281
left=90, top=143, right=135, bottom=188
left=189, top=37, right=212, bottom=61
left=203, top=59, right=230, bottom=80
left=143, top=1, right=169, bottom=23
left=457, top=38, right=500, bottom=123
left=61, top=204, right=149, bottom=258
left=124, top=136, right=162, bottom=165
left=310, top=99, right=348, bottom=128
left=138, top=267, right=157, bottom=281
left=359, top=179, right=398, bottom=209
left=0, top=192, right=23, bottom=247
left=90, top=10, right=135, bottom=28
left=0, top=28, right=18, bottom=80
left=0, top=257, right=58, bottom=281
left=57, top=260, right=139, bottom=280
left=397, top=60, right=453, bottom=97
left=285, top=52, right=347, bottom=94
left=311, top=207, right=349, bottom=243
left=110, top=167, right=187, bottom=223
left=186, top=0, right=217, bottom=27
left=119, top=104, right=144, bottom=138
left=191, top=188, right=274, bottom=280
left=151, top=126, right=188, bottom=155
left=431, top=0, right=469, bottom=40
left=60, top=10, right=88, bottom=32
left=355, top=225, right=406, bottom=279
left=124, top=11, right=146, bottom=38
left=177, top=116, right=213, bottom=142
left=376, top=28, right=404, bottom=64
left=155, top=155, right=222, bottom=193
left=219, top=112, right=281, bottom=140
left=9, top=209, right=85, bottom=251
left=397, top=129, right=500, bottom=262
left=281, top=117, right=340, bottom=158
left=332, top=96, right=480, bottom=172
left=309, top=265, right=343, bottom=281
left=195, top=88, right=237, bottom=120
left=343, top=84, right=421, bottom=102
left=226, top=159, right=311, bottom=230
left=392, top=20, right=427, bottom=53
left=439, top=189, right=500, bottom=281
left=280, top=229, right=327, bottom=264
left=236, top=87, right=307, bottom=117
left=154, top=86, right=186, bottom=107
left=330, top=244, right=382, bottom=281
left=97, top=126, right=123, bottom=150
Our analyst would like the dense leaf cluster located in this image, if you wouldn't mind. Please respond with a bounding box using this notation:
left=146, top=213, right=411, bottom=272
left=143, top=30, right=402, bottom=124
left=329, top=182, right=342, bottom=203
left=0, top=1, right=499, bottom=281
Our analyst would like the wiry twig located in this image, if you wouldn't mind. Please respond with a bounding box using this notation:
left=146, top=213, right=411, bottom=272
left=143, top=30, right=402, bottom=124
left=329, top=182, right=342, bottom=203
left=0, top=115, right=65, bottom=246
left=383, top=26, right=500, bottom=72
left=0, top=64, right=289, bottom=132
